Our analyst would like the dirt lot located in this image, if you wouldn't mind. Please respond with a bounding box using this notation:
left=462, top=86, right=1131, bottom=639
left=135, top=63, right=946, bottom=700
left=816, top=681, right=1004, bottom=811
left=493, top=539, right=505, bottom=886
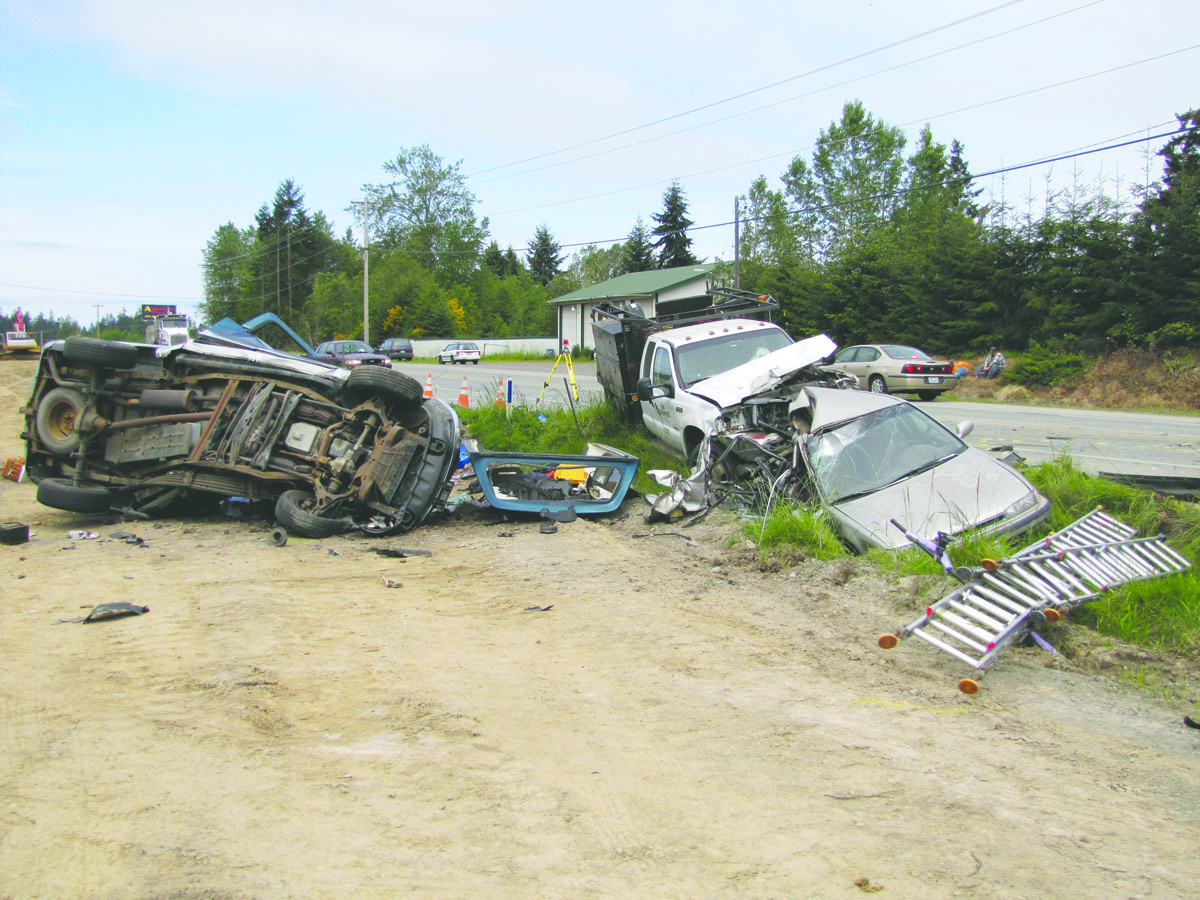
left=2, top=356, right=1199, bottom=900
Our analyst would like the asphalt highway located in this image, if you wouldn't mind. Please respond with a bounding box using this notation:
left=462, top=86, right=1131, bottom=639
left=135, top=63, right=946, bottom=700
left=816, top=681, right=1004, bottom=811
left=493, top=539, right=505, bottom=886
left=396, top=360, right=1200, bottom=482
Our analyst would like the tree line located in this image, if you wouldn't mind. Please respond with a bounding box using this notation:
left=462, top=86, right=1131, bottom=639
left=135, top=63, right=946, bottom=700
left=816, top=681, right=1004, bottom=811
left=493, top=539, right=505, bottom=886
left=197, top=150, right=701, bottom=347
left=8, top=102, right=1194, bottom=355
left=740, top=103, right=1200, bottom=357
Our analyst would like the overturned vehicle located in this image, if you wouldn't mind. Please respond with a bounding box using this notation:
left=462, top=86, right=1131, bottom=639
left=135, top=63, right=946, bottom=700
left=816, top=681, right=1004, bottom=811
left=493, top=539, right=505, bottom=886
left=21, top=315, right=460, bottom=538
left=700, top=381, right=1051, bottom=552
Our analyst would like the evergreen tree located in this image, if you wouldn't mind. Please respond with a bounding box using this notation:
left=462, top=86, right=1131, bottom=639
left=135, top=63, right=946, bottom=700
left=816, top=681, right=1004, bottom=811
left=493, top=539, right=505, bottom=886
left=651, top=181, right=698, bottom=268
left=527, top=224, right=564, bottom=286
left=1127, top=109, right=1200, bottom=345
left=621, top=217, right=657, bottom=273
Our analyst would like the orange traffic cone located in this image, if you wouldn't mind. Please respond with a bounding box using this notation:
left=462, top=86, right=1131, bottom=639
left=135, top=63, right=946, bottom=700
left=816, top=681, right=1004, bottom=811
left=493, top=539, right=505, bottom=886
left=457, top=376, right=470, bottom=408
left=494, top=377, right=505, bottom=408
left=423, top=373, right=434, bottom=399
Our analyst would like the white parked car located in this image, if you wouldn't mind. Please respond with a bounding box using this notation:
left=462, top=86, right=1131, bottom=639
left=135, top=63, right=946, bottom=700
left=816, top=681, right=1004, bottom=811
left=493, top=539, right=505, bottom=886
left=438, top=341, right=481, bottom=364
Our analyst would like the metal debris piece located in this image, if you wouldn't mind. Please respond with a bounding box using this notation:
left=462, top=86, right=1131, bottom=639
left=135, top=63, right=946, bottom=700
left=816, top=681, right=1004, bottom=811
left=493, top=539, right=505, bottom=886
left=57, top=602, right=150, bottom=624
left=540, top=506, right=577, bottom=523
left=371, top=546, right=432, bottom=558
left=539, top=523, right=558, bottom=534
left=524, top=605, right=553, bottom=612
left=382, top=578, right=402, bottom=589
left=269, top=526, right=288, bottom=547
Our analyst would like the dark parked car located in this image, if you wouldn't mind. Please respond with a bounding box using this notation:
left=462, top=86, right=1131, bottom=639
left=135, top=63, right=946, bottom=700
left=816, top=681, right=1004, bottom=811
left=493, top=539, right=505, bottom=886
left=313, top=340, right=392, bottom=369
left=378, top=337, right=414, bottom=361
left=23, top=316, right=461, bottom=538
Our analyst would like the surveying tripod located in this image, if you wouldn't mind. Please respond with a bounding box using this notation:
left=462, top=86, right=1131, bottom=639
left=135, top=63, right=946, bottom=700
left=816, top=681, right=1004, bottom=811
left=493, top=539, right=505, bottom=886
left=537, top=346, right=580, bottom=405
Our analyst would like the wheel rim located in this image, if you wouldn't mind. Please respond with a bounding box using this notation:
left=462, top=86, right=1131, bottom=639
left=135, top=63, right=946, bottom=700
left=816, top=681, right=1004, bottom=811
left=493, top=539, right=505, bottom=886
left=870, top=377, right=885, bottom=393
left=45, top=398, right=79, bottom=443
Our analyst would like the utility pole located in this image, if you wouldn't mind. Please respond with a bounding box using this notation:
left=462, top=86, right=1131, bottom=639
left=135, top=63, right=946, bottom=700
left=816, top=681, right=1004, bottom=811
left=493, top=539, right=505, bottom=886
left=733, top=196, right=741, bottom=290
left=352, top=200, right=371, bottom=344
left=93, top=303, right=102, bottom=336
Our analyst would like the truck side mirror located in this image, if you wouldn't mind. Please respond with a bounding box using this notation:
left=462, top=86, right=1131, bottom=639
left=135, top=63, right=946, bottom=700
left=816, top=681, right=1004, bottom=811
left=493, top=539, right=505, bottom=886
left=636, top=376, right=673, bottom=401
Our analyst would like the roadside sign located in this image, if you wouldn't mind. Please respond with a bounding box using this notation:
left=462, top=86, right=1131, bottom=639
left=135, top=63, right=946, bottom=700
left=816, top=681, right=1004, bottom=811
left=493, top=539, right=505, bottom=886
left=141, top=304, right=177, bottom=319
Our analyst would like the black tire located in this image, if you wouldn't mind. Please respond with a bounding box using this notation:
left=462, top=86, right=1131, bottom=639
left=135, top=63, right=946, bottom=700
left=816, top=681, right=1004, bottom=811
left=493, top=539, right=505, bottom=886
left=916, top=390, right=940, bottom=402
left=472, top=360, right=479, bottom=365
left=343, top=366, right=424, bottom=407
left=868, top=375, right=888, bottom=394
left=35, top=387, right=86, bottom=455
left=64, top=337, right=138, bottom=369
left=274, top=490, right=350, bottom=538
left=37, top=477, right=113, bottom=513
left=438, top=358, right=446, bottom=365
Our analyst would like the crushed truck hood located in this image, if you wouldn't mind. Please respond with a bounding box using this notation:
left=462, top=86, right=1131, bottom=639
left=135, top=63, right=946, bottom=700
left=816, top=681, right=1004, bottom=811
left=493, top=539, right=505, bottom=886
left=688, top=333, right=837, bottom=408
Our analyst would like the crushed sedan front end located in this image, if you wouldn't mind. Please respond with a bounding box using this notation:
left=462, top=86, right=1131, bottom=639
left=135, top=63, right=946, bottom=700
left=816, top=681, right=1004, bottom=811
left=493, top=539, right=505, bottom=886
left=701, top=386, right=1050, bottom=552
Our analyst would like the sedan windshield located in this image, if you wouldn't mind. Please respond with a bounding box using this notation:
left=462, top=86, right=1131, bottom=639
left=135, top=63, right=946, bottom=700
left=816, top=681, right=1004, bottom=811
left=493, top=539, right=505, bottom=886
left=675, top=329, right=793, bottom=387
left=804, top=403, right=966, bottom=503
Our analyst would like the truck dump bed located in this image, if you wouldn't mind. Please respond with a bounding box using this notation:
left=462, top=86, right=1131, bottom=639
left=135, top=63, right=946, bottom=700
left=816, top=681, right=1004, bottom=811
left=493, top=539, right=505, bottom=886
left=590, top=286, right=780, bottom=424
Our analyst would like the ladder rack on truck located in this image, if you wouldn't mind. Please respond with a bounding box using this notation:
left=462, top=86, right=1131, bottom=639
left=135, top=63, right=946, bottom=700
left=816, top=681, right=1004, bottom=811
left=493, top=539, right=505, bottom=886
left=590, top=284, right=780, bottom=423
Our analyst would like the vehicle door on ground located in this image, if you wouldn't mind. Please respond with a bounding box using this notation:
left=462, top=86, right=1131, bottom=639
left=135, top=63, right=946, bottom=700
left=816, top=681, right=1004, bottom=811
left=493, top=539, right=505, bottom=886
left=639, top=341, right=683, bottom=452
left=832, top=346, right=879, bottom=387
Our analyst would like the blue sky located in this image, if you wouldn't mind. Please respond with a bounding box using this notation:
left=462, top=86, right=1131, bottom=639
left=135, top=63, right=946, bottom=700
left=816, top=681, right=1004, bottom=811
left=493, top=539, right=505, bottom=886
left=2, top=0, right=1198, bottom=327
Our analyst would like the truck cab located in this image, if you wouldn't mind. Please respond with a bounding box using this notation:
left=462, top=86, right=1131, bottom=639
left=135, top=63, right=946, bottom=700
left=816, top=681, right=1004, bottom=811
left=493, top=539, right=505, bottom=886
left=635, top=319, right=795, bottom=461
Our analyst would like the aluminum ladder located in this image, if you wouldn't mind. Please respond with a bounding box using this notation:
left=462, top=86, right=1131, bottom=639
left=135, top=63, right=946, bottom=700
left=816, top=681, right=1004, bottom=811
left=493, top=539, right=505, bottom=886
left=878, top=508, right=1191, bottom=693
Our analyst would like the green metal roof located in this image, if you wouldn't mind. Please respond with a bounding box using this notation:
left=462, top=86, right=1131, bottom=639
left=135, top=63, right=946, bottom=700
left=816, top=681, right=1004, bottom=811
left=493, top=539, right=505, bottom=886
left=548, top=264, right=716, bottom=305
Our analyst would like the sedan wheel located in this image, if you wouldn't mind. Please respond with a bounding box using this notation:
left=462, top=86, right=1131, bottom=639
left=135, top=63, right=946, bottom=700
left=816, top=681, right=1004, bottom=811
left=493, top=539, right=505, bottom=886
left=868, top=375, right=888, bottom=394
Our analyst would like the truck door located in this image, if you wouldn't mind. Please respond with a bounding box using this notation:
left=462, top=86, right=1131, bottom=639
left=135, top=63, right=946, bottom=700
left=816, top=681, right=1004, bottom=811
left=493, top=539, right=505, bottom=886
left=639, top=341, right=683, bottom=452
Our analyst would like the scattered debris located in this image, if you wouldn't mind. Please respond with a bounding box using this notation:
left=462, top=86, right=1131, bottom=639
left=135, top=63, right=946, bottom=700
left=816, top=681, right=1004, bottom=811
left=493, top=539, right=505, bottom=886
left=269, top=526, right=288, bottom=547
left=539, top=523, right=558, bottom=534
left=110, top=531, right=146, bottom=546
left=67, top=530, right=99, bottom=541
left=57, top=602, right=150, bottom=624
left=854, top=876, right=884, bottom=893
left=2, top=457, right=25, bottom=482
left=540, top=506, right=577, bottom=523
left=381, top=578, right=402, bottom=589
left=1, top=522, right=30, bottom=545
left=328, top=548, right=341, bottom=557
left=371, top=547, right=433, bottom=559
left=524, top=605, right=553, bottom=612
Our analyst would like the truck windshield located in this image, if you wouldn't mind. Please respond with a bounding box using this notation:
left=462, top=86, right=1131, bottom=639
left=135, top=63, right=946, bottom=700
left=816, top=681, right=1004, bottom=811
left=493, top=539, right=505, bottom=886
left=674, top=329, right=793, bottom=387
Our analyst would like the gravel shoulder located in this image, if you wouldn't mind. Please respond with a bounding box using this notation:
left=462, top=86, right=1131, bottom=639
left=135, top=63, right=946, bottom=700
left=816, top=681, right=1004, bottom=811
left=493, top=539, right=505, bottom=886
left=2, top=357, right=1198, bottom=900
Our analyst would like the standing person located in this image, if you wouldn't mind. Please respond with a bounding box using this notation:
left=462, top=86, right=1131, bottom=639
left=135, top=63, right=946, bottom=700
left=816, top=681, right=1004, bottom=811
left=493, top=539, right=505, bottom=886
left=976, top=347, right=1006, bottom=378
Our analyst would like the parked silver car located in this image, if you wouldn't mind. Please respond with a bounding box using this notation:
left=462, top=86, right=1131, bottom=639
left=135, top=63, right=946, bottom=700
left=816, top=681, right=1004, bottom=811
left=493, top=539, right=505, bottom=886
left=829, top=344, right=956, bottom=401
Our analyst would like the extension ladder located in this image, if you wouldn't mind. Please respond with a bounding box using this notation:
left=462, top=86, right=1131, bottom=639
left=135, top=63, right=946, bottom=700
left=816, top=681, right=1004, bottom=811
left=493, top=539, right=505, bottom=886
left=878, top=508, right=1191, bottom=693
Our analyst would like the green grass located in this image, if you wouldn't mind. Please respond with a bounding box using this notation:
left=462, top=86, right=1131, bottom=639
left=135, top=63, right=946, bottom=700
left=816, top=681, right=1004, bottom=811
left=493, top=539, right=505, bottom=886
left=746, top=502, right=851, bottom=562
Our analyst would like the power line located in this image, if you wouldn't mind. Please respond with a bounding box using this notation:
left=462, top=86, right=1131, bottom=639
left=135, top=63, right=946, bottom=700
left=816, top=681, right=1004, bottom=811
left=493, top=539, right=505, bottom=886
left=487, top=43, right=1200, bottom=219
left=466, top=0, right=1031, bottom=178
left=472, top=0, right=1106, bottom=187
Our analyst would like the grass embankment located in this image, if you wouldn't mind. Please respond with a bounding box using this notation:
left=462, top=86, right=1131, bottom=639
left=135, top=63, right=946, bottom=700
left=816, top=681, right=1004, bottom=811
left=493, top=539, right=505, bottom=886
left=951, top=345, right=1200, bottom=413
left=463, top=400, right=1199, bottom=663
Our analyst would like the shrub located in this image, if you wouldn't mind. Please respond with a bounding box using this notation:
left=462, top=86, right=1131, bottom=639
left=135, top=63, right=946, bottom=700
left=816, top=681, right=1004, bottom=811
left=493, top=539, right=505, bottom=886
left=1004, top=342, right=1086, bottom=387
